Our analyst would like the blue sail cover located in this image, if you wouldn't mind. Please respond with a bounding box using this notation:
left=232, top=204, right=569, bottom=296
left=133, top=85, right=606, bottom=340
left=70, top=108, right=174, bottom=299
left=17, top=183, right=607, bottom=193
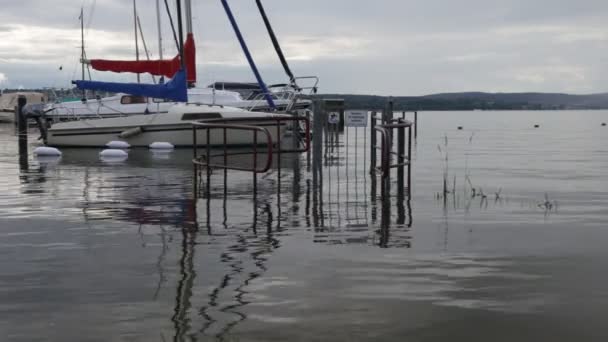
left=73, top=69, right=188, bottom=102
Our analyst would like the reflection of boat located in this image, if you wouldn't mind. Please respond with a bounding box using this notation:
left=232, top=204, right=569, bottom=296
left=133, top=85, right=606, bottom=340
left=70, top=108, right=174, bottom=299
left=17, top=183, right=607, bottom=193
left=46, top=103, right=289, bottom=147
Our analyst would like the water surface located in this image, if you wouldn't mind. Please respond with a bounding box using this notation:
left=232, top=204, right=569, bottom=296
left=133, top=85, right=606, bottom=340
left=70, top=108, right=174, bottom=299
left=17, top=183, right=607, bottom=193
left=0, top=110, right=607, bottom=341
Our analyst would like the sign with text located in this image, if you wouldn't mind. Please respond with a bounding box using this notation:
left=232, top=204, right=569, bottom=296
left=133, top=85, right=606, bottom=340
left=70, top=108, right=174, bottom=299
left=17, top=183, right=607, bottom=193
left=345, top=111, right=368, bottom=127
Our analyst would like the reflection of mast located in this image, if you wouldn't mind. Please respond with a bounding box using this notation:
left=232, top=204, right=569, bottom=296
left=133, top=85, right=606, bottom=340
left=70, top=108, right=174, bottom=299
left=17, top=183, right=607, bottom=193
left=199, top=201, right=278, bottom=339
left=153, top=224, right=170, bottom=300
left=172, top=227, right=197, bottom=342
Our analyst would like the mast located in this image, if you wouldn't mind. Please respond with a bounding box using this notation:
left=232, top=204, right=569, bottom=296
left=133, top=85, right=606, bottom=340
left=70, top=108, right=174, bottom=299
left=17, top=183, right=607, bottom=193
left=184, top=0, right=193, bottom=35
left=133, top=0, right=141, bottom=83
left=255, top=0, right=296, bottom=86
left=156, top=0, right=164, bottom=61
left=176, top=0, right=185, bottom=70
left=80, top=7, right=86, bottom=99
left=220, top=0, right=276, bottom=110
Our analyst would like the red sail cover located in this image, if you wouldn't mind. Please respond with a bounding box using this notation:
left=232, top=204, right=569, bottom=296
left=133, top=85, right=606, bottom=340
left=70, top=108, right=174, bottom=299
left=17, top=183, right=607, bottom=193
left=90, top=33, right=196, bottom=84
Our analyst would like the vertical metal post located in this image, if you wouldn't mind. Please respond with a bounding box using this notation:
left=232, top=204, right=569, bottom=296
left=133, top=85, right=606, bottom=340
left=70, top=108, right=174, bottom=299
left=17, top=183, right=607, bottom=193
left=276, top=119, right=281, bottom=163
left=192, top=125, right=198, bottom=197
left=223, top=127, right=227, bottom=197
left=206, top=127, right=211, bottom=198
left=276, top=119, right=282, bottom=210
left=17, top=96, right=27, bottom=169
left=387, top=99, right=394, bottom=151
left=253, top=130, right=258, bottom=194
left=370, top=111, right=376, bottom=174
left=414, top=111, right=418, bottom=138
left=408, top=125, right=413, bottom=197
left=306, top=110, right=311, bottom=171
left=397, top=121, right=405, bottom=200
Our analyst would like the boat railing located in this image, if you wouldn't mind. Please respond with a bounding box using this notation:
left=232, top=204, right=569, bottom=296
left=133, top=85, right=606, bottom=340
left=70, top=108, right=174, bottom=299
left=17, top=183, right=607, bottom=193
left=246, top=75, right=319, bottom=112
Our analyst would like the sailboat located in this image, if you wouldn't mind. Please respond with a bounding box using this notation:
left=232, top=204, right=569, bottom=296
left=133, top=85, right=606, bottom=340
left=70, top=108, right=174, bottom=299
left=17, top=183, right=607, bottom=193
left=43, top=0, right=313, bottom=122
left=45, top=0, right=293, bottom=148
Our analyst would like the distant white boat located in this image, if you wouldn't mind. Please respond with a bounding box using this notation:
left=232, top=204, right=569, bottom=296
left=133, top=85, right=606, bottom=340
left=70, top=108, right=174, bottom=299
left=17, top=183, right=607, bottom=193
left=0, top=92, right=48, bottom=122
left=46, top=103, right=289, bottom=147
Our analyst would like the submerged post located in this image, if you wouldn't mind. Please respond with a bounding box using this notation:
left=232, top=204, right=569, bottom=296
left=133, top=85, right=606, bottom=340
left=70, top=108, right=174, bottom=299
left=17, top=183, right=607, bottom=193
left=370, top=111, right=376, bottom=174
left=408, top=125, right=413, bottom=197
left=312, top=100, right=324, bottom=187
left=414, top=111, right=418, bottom=138
left=397, top=120, right=405, bottom=199
left=17, top=96, right=27, bottom=167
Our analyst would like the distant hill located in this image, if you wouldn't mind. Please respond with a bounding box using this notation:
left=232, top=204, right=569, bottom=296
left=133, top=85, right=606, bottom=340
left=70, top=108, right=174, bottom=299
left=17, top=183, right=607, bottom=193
left=314, top=92, right=608, bottom=111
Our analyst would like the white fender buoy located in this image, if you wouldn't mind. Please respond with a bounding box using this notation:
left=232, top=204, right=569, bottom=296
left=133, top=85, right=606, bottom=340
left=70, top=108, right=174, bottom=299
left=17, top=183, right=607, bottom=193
left=106, top=141, right=131, bottom=149
left=149, top=142, right=175, bottom=150
left=33, top=146, right=62, bottom=156
left=100, top=149, right=128, bottom=159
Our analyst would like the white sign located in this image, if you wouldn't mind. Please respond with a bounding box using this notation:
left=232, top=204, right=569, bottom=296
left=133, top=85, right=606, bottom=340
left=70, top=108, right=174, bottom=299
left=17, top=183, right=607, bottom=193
left=328, top=112, right=340, bottom=125
left=345, top=111, right=368, bottom=127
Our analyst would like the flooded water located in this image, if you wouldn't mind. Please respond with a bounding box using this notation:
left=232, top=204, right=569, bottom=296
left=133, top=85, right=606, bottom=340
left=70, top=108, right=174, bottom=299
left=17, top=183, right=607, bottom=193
left=1, top=110, right=607, bottom=341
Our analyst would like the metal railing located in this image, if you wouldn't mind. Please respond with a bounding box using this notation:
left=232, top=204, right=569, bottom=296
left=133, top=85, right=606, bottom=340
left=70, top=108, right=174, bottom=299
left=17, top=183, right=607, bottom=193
left=370, top=113, right=413, bottom=197
left=192, top=116, right=311, bottom=197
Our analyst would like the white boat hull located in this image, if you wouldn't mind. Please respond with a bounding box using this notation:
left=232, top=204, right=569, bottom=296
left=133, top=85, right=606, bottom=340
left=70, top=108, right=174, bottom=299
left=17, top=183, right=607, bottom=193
left=48, top=123, right=286, bottom=147
left=46, top=104, right=290, bottom=147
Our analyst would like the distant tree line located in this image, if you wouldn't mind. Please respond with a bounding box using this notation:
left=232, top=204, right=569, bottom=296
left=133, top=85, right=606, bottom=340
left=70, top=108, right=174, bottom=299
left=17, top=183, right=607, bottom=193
left=312, top=93, right=608, bottom=111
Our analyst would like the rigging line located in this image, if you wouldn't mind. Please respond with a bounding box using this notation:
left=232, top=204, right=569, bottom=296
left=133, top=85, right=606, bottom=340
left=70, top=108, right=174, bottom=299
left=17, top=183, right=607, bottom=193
left=85, top=0, right=96, bottom=32
left=164, top=0, right=181, bottom=54
left=137, top=15, right=157, bottom=84
left=220, top=0, right=276, bottom=110
left=255, top=0, right=297, bottom=86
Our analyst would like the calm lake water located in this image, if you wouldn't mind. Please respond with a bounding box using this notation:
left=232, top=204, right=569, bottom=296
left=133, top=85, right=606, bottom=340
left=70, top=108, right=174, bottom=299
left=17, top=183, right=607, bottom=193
left=1, top=110, right=607, bottom=341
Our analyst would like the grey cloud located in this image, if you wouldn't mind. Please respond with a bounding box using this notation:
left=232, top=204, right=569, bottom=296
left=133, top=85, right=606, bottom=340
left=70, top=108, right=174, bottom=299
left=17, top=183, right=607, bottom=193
left=0, top=0, right=606, bottom=94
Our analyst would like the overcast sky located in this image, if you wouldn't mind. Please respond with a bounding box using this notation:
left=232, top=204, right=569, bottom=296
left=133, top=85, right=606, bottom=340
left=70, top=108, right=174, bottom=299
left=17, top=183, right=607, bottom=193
left=0, top=0, right=607, bottom=95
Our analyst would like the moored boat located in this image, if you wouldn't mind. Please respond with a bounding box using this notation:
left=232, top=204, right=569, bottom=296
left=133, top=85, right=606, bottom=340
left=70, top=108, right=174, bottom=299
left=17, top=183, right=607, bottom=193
left=46, top=103, right=289, bottom=147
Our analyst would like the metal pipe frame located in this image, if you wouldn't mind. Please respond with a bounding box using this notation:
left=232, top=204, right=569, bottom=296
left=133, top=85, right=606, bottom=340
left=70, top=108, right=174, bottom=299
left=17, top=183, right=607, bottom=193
left=192, top=123, right=273, bottom=173
left=191, top=116, right=311, bottom=174
left=194, top=116, right=311, bottom=154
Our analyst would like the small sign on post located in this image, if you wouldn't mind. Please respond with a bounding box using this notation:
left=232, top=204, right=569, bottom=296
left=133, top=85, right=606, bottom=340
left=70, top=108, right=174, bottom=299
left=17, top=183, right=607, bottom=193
left=328, top=112, right=340, bottom=125
left=345, top=110, right=368, bottom=127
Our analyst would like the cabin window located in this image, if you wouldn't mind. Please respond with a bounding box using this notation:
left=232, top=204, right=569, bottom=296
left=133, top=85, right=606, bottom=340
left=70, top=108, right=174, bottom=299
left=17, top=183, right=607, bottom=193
left=181, top=113, right=223, bottom=121
left=120, top=95, right=147, bottom=105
